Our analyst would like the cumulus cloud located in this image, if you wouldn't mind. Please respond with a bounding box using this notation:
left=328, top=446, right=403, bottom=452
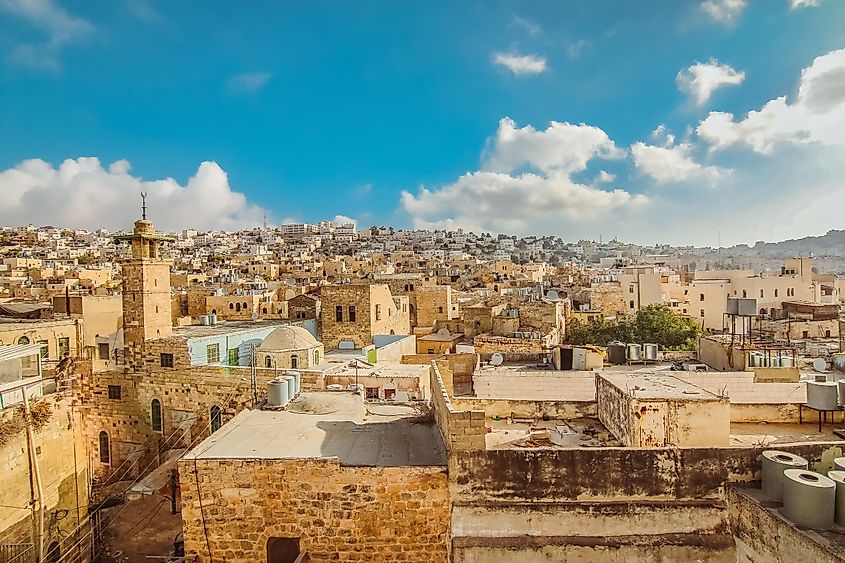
left=631, top=141, right=727, bottom=184
left=492, top=52, right=547, bottom=75
left=227, top=72, right=273, bottom=94
left=401, top=118, right=644, bottom=234
left=0, top=157, right=266, bottom=231
left=790, top=0, right=820, bottom=8
left=332, top=215, right=357, bottom=226
left=677, top=59, right=746, bottom=105
left=595, top=170, right=616, bottom=184
left=697, top=48, right=845, bottom=153
left=482, top=117, right=625, bottom=175
left=0, top=0, right=94, bottom=70
left=700, top=0, right=747, bottom=23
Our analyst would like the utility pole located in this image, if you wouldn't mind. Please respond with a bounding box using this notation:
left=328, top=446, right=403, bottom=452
left=23, top=363, right=45, bottom=562
left=250, top=343, right=257, bottom=407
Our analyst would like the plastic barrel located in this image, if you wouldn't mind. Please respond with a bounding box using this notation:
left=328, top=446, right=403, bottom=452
left=834, top=457, right=845, bottom=472
left=762, top=450, right=808, bottom=501
left=827, top=470, right=845, bottom=526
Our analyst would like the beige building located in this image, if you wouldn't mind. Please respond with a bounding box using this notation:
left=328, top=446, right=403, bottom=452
left=319, top=284, right=410, bottom=349
left=256, top=325, right=324, bottom=370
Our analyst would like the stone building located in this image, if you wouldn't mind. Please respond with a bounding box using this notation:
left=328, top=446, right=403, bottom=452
left=319, top=284, right=410, bottom=349
left=287, top=293, right=320, bottom=320
left=256, top=325, right=324, bottom=370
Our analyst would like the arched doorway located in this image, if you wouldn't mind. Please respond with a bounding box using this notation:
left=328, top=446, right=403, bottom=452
left=45, top=541, right=60, bottom=563
left=210, top=406, right=222, bottom=433
left=267, top=537, right=300, bottom=563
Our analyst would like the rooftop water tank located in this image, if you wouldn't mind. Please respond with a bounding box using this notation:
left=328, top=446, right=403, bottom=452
left=643, top=343, right=659, bottom=362
left=281, top=375, right=296, bottom=401
left=827, top=470, right=845, bottom=526
left=267, top=380, right=289, bottom=407
left=626, top=343, right=642, bottom=362
left=833, top=457, right=845, bottom=472
left=607, top=342, right=626, bottom=365
left=199, top=315, right=210, bottom=326
left=782, top=469, right=835, bottom=530
left=286, top=370, right=301, bottom=396
left=807, top=380, right=838, bottom=411
left=762, top=450, right=808, bottom=502
left=209, top=313, right=217, bottom=325
left=838, top=381, right=845, bottom=408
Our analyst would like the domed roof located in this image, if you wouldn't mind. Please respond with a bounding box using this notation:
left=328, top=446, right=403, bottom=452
left=258, top=325, right=319, bottom=351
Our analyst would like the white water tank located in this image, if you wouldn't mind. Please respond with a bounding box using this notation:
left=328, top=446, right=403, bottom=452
left=286, top=370, right=301, bottom=395
left=199, top=315, right=210, bottom=326
left=833, top=457, right=845, bottom=472
left=762, top=450, right=808, bottom=502
left=643, top=343, right=659, bottom=361
left=838, top=381, right=845, bottom=407
left=807, top=380, right=839, bottom=411
left=209, top=313, right=218, bottom=325
left=267, top=380, right=289, bottom=407
left=827, top=470, right=845, bottom=526
left=626, top=344, right=642, bottom=362
left=782, top=469, right=835, bottom=530
left=281, top=375, right=296, bottom=400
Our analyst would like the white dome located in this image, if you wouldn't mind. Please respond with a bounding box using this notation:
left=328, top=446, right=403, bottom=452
left=258, top=326, right=319, bottom=351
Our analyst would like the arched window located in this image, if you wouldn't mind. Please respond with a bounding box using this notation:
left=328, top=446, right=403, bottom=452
left=17, top=336, right=30, bottom=345
left=235, top=303, right=241, bottom=312
left=313, top=350, right=320, bottom=365
left=290, top=355, right=298, bottom=369
left=98, top=431, right=110, bottom=464
left=229, top=303, right=234, bottom=310
left=265, top=356, right=272, bottom=368
left=210, top=406, right=222, bottom=433
left=242, top=302, right=248, bottom=310
left=262, top=307, right=268, bottom=314
left=151, top=399, right=162, bottom=432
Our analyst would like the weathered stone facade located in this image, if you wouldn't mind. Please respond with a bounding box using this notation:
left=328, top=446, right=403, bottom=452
left=178, top=458, right=450, bottom=562
left=319, top=284, right=410, bottom=349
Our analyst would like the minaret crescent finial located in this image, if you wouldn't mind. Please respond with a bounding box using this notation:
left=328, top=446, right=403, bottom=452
left=141, top=192, right=148, bottom=220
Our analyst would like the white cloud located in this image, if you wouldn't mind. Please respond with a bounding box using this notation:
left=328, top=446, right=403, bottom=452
left=0, top=157, right=266, bottom=231
left=510, top=15, right=541, bottom=36
left=631, top=141, right=727, bottom=184
left=790, top=0, right=820, bottom=8
left=401, top=118, right=643, bottom=234
left=677, top=59, right=745, bottom=105
left=700, top=0, right=747, bottom=23
left=0, top=0, right=93, bottom=70
left=697, top=48, right=845, bottom=153
left=567, top=40, right=591, bottom=59
left=492, top=52, right=547, bottom=76
left=482, top=117, right=625, bottom=175
left=227, top=72, right=273, bottom=94
left=595, top=170, right=616, bottom=184
left=332, top=215, right=357, bottom=226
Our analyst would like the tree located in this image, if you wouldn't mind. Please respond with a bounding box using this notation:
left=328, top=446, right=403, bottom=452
left=566, top=305, right=700, bottom=350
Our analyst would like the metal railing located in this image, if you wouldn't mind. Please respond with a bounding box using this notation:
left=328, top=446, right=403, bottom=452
left=0, top=543, right=34, bottom=563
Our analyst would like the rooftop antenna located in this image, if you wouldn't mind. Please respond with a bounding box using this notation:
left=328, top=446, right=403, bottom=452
left=263, top=210, right=267, bottom=230
left=141, top=192, right=148, bottom=220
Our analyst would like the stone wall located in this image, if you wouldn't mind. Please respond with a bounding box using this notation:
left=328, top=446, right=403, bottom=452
left=319, top=285, right=374, bottom=349
left=178, top=458, right=450, bottom=562
left=431, top=362, right=485, bottom=453
left=473, top=334, right=550, bottom=362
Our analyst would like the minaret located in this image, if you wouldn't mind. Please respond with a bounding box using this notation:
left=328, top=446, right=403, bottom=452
left=116, top=193, right=175, bottom=371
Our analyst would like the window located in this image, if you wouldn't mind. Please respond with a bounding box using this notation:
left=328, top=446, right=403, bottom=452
left=98, top=343, right=110, bottom=360
left=290, top=355, right=298, bottom=369
left=629, top=300, right=635, bottom=309
left=629, top=286, right=634, bottom=293
left=803, top=330, right=809, bottom=339
left=228, top=348, right=239, bottom=366
left=335, top=305, right=343, bottom=322
left=243, top=302, right=248, bottom=310
left=160, top=353, right=174, bottom=368
left=38, top=341, right=48, bottom=359
left=98, top=431, right=110, bottom=464
left=760, top=289, right=764, bottom=298
left=17, top=336, right=29, bottom=345
left=210, top=405, right=222, bottom=433
left=313, top=350, right=320, bottom=365
left=265, top=356, right=273, bottom=368
left=262, top=307, right=268, bottom=314
left=207, top=343, right=220, bottom=364
left=366, top=387, right=379, bottom=399
left=438, top=306, right=444, bottom=314
left=374, top=304, right=381, bottom=321
left=742, top=290, right=747, bottom=298
left=151, top=399, right=162, bottom=432
left=700, top=309, right=705, bottom=318
left=699, top=294, right=704, bottom=302
left=229, top=303, right=234, bottom=310
left=349, top=305, right=357, bottom=322
left=774, top=289, right=779, bottom=298
left=108, top=385, right=121, bottom=400
left=58, top=337, right=70, bottom=357
left=825, top=330, right=832, bottom=338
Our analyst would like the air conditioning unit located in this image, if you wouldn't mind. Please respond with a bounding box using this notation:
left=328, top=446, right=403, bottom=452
left=686, top=363, right=708, bottom=372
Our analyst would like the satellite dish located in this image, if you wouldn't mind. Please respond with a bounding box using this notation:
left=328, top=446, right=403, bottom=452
left=812, top=357, right=828, bottom=372
left=547, top=290, right=559, bottom=300
left=491, top=353, right=504, bottom=367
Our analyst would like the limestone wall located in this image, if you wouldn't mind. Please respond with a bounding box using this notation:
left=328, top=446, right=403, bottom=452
left=431, top=362, right=485, bottom=453
left=178, top=458, right=450, bottom=562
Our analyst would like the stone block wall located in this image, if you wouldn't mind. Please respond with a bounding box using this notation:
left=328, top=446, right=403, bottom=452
left=431, top=362, right=485, bottom=453
left=178, top=458, right=450, bottom=562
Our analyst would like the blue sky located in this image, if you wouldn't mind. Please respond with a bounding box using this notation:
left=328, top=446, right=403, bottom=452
left=0, top=0, right=844, bottom=245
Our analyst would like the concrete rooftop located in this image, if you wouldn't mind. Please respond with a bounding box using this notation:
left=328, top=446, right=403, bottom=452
left=184, top=391, right=446, bottom=466
left=599, top=372, right=722, bottom=401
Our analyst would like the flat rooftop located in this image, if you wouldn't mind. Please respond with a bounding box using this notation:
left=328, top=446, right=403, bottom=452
left=599, top=372, right=722, bottom=401
left=184, top=391, right=446, bottom=466
left=170, top=320, right=291, bottom=338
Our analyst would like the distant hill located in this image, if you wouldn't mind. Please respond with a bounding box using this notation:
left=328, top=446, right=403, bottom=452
left=746, top=230, right=845, bottom=256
